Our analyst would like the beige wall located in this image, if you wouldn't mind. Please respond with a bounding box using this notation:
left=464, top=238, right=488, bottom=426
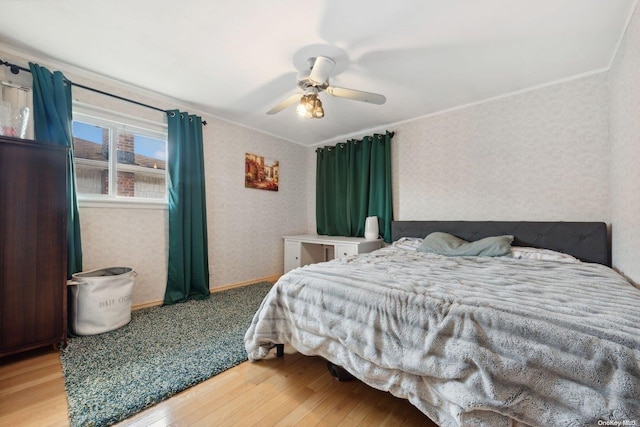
left=203, top=118, right=310, bottom=289
left=391, top=73, right=610, bottom=223
left=609, top=3, right=640, bottom=285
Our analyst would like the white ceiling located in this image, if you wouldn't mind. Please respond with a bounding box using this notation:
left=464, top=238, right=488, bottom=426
left=0, top=0, right=636, bottom=146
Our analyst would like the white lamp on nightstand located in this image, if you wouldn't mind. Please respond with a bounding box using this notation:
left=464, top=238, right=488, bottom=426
left=364, top=216, right=379, bottom=240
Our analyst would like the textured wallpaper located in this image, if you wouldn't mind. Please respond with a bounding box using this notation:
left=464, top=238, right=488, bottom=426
left=203, top=119, right=310, bottom=290
left=79, top=207, right=168, bottom=304
left=392, top=73, right=610, bottom=223
left=609, top=2, right=640, bottom=285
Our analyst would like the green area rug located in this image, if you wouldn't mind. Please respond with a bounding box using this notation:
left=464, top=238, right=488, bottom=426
left=60, top=281, right=273, bottom=427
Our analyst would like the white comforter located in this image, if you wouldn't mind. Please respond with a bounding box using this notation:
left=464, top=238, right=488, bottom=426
left=244, top=247, right=640, bottom=426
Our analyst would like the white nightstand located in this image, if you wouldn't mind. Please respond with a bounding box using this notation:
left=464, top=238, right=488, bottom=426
left=283, top=234, right=383, bottom=273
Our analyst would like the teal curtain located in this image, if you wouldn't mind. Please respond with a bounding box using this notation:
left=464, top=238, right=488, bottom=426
left=164, top=110, right=210, bottom=304
left=316, top=131, right=393, bottom=242
left=29, top=62, right=83, bottom=278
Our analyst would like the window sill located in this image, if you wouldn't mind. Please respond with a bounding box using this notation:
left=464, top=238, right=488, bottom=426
left=78, top=197, right=168, bottom=210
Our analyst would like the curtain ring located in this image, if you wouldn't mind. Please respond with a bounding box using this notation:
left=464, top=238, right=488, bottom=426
left=189, top=116, right=193, bottom=122
left=168, top=111, right=176, bottom=117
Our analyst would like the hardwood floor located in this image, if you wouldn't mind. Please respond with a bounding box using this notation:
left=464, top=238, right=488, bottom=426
left=0, top=345, right=438, bottom=426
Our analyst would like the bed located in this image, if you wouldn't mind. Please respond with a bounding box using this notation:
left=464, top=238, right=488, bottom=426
left=244, top=221, right=640, bottom=426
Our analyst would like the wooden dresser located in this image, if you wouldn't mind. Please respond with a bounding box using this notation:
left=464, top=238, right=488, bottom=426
left=0, top=135, right=68, bottom=356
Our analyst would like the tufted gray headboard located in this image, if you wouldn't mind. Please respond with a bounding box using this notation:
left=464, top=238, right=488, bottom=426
left=391, top=221, right=610, bottom=266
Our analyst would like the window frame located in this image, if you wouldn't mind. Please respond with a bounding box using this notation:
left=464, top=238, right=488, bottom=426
left=72, top=103, right=169, bottom=210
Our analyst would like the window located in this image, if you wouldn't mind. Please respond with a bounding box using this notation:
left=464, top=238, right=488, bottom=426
left=72, top=105, right=168, bottom=205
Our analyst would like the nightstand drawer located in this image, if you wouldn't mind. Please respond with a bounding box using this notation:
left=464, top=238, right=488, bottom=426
left=336, top=244, right=358, bottom=258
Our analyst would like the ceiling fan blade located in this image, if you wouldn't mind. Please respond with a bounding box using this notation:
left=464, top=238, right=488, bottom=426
left=309, top=56, right=336, bottom=85
left=266, top=93, right=301, bottom=115
left=325, top=86, right=387, bottom=105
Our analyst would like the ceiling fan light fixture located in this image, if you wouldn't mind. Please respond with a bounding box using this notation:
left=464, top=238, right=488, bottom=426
left=313, top=98, right=324, bottom=118
left=305, top=94, right=316, bottom=111
left=296, top=93, right=323, bottom=118
left=296, top=95, right=309, bottom=117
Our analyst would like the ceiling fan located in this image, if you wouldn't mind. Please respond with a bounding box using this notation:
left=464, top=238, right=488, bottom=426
left=266, top=56, right=386, bottom=119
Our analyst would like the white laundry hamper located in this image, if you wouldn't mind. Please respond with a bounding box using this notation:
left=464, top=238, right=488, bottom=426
left=68, top=267, right=135, bottom=336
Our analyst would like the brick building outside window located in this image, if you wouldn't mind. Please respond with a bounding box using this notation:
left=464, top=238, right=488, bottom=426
left=72, top=108, right=167, bottom=202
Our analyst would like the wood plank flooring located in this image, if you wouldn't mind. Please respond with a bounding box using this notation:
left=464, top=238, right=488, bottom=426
left=1, top=345, right=438, bottom=426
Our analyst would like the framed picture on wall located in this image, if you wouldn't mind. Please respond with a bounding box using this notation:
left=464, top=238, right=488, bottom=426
left=245, top=153, right=279, bottom=191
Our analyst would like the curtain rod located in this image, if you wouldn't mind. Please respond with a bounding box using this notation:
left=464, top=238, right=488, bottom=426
left=315, top=131, right=395, bottom=152
left=1, top=59, right=207, bottom=125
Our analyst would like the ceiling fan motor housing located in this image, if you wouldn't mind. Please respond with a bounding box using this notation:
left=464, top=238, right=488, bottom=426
left=297, top=71, right=328, bottom=91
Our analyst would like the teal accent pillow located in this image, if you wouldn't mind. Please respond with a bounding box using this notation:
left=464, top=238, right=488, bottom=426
left=417, top=232, right=514, bottom=257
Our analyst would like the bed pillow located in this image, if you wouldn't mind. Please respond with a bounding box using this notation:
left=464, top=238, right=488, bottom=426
left=392, top=237, right=423, bottom=251
left=417, top=232, right=514, bottom=257
left=511, top=246, right=580, bottom=263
